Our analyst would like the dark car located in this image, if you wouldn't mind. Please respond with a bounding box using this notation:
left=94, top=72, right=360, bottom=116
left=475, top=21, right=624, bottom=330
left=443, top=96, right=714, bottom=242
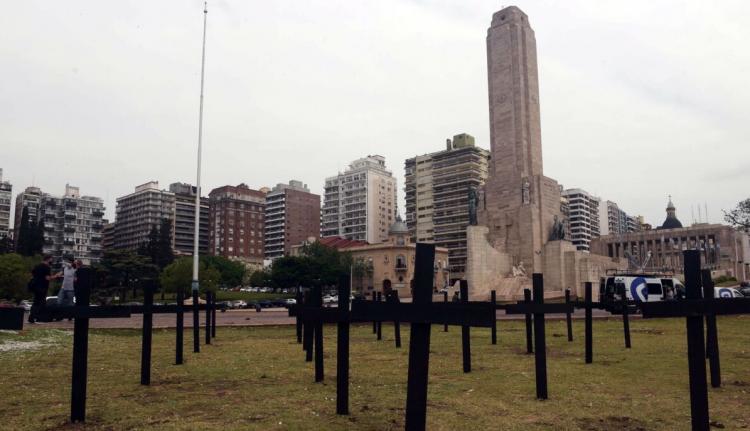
left=271, top=298, right=287, bottom=308
left=258, top=300, right=273, bottom=308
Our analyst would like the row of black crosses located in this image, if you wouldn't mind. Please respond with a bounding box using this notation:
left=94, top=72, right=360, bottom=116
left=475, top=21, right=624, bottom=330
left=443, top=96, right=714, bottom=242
left=0, top=268, right=220, bottom=423
left=289, top=245, right=750, bottom=431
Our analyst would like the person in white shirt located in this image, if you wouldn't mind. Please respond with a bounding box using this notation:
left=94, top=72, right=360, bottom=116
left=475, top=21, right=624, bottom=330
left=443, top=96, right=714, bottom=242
left=58, top=258, right=77, bottom=306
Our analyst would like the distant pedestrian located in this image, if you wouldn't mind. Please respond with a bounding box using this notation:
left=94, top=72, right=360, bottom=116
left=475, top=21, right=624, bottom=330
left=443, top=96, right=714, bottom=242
left=57, top=258, right=77, bottom=307
left=452, top=291, right=460, bottom=303
left=28, top=255, right=55, bottom=323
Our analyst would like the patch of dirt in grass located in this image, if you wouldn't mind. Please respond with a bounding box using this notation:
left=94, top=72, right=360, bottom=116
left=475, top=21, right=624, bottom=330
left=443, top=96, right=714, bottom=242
left=576, top=416, right=648, bottom=431
left=731, top=380, right=749, bottom=387
left=598, top=358, right=625, bottom=366
left=631, top=328, right=664, bottom=335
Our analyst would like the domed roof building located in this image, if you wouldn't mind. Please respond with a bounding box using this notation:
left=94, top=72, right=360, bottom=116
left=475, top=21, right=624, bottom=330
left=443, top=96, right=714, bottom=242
left=659, top=196, right=683, bottom=230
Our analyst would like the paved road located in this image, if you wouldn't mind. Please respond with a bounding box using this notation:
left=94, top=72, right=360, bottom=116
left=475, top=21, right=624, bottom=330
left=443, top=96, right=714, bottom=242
left=34, top=307, right=628, bottom=330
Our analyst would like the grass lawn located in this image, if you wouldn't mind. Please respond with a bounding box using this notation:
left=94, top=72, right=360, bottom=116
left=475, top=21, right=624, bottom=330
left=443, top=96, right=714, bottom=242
left=2, top=317, right=749, bottom=430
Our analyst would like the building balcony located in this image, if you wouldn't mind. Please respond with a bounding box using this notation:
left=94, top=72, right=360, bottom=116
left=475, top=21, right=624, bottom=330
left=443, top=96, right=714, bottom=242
left=395, top=264, right=407, bottom=273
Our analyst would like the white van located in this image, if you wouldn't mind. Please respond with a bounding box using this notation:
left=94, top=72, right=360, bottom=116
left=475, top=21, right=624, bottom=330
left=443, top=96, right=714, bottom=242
left=714, top=287, right=744, bottom=298
left=600, top=274, right=685, bottom=304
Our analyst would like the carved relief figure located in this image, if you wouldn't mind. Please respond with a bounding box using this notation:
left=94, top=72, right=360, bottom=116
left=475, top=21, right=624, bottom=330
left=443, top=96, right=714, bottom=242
left=468, top=186, right=479, bottom=226
left=521, top=178, right=530, bottom=204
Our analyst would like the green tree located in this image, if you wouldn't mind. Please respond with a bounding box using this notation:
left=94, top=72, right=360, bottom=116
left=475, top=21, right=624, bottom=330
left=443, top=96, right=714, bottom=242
left=351, top=257, right=373, bottom=291
left=160, top=257, right=220, bottom=296
left=157, top=218, right=174, bottom=269
left=32, top=218, right=45, bottom=256
left=202, top=255, right=245, bottom=287
left=98, top=249, right=159, bottom=301
left=0, top=236, right=13, bottom=254
left=15, top=207, right=31, bottom=256
left=248, top=269, right=272, bottom=287
left=271, top=256, right=310, bottom=288
left=0, top=253, right=36, bottom=302
left=724, top=198, right=750, bottom=230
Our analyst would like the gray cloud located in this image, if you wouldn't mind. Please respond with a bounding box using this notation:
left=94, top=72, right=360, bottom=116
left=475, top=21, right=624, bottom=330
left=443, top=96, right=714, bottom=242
left=1, top=0, right=747, bottom=229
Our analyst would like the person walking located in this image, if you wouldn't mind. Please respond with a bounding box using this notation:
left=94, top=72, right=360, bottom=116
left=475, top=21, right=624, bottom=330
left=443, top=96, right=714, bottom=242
left=57, top=258, right=77, bottom=307
left=452, top=291, right=460, bottom=303
left=29, top=255, right=55, bottom=323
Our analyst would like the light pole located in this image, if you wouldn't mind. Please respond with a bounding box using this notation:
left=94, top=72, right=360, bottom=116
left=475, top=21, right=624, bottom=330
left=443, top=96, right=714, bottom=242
left=192, top=1, right=208, bottom=354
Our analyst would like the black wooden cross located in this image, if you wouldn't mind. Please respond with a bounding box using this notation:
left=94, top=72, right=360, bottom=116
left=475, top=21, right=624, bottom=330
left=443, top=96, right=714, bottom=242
left=640, top=250, right=750, bottom=431
left=350, top=243, right=495, bottom=431
left=386, top=290, right=402, bottom=348
left=564, top=288, right=573, bottom=342
left=572, top=282, right=608, bottom=364
left=0, top=306, right=25, bottom=330
left=701, top=270, right=720, bottom=389
left=288, top=276, right=352, bottom=415
left=127, top=282, right=214, bottom=385
left=505, top=274, right=574, bottom=400
left=34, top=268, right=132, bottom=423
left=459, top=281, right=471, bottom=372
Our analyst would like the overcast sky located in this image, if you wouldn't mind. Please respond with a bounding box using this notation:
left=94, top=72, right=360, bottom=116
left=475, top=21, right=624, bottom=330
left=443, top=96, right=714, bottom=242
left=2, top=0, right=748, bottom=228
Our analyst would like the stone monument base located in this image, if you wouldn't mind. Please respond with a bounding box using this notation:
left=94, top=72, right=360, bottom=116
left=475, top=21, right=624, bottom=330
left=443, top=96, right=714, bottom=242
left=465, top=225, right=627, bottom=301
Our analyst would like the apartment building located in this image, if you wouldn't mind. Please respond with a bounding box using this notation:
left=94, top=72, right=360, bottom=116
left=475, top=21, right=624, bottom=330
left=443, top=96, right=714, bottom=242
left=561, top=188, right=601, bottom=252
left=0, top=169, right=11, bottom=238
left=114, top=181, right=175, bottom=251
left=168, top=182, right=209, bottom=256
left=321, top=155, right=397, bottom=244
left=404, top=134, right=490, bottom=280
left=208, top=184, right=266, bottom=269
left=38, top=185, right=105, bottom=264
left=264, top=180, right=320, bottom=260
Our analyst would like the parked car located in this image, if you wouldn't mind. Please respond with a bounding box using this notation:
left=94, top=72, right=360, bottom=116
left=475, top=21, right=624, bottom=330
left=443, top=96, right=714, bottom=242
left=322, top=295, right=334, bottom=304
left=231, top=300, right=247, bottom=309
left=19, top=300, right=32, bottom=312
left=216, top=301, right=231, bottom=312
left=258, top=300, right=273, bottom=308
left=284, top=298, right=297, bottom=307
left=245, top=301, right=258, bottom=309
left=271, top=299, right=287, bottom=308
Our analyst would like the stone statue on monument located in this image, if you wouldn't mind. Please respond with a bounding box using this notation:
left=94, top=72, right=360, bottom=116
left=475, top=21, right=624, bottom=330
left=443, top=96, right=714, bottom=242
left=510, top=260, right=527, bottom=277
left=550, top=215, right=566, bottom=241
left=522, top=178, right=530, bottom=205
left=468, top=186, right=479, bottom=226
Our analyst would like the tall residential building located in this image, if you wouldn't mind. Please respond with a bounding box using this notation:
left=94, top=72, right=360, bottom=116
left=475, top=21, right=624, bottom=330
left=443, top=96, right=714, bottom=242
left=321, top=155, right=397, bottom=243
left=168, top=182, right=209, bottom=256
left=208, top=184, right=266, bottom=268
left=13, top=186, right=43, bottom=239
left=404, top=134, right=490, bottom=280
left=101, top=221, right=115, bottom=252
left=114, top=181, right=175, bottom=251
left=598, top=200, right=641, bottom=236
left=561, top=188, right=600, bottom=252
left=39, top=185, right=105, bottom=264
left=0, top=169, right=11, bottom=238
left=264, top=180, right=321, bottom=260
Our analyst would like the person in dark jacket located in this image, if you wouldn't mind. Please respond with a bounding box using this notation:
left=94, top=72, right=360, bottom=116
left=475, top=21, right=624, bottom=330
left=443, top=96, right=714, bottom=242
left=29, top=255, right=56, bottom=323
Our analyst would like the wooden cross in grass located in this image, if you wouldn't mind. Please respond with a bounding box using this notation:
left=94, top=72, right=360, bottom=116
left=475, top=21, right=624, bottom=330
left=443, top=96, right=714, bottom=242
left=34, top=268, right=132, bottom=423
left=572, top=282, right=609, bottom=363
left=504, top=274, right=574, bottom=400
left=127, top=281, right=216, bottom=385
left=640, top=249, right=750, bottom=431
left=351, top=243, right=495, bottom=431
left=0, top=306, right=25, bottom=330
left=288, top=276, right=353, bottom=415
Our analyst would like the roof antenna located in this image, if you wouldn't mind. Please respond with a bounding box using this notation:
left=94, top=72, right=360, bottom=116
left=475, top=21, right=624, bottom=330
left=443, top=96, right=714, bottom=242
left=705, top=202, right=708, bottom=224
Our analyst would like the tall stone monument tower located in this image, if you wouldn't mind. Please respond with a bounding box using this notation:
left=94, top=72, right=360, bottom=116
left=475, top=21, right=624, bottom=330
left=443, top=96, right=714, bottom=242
left=467, top=6, right=623, bottom=299
left=478, top=6, right=562, bottom=273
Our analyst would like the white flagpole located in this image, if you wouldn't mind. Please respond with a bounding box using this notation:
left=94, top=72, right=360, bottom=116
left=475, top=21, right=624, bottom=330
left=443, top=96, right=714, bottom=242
left=192, top=2, right=208, bottom=293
